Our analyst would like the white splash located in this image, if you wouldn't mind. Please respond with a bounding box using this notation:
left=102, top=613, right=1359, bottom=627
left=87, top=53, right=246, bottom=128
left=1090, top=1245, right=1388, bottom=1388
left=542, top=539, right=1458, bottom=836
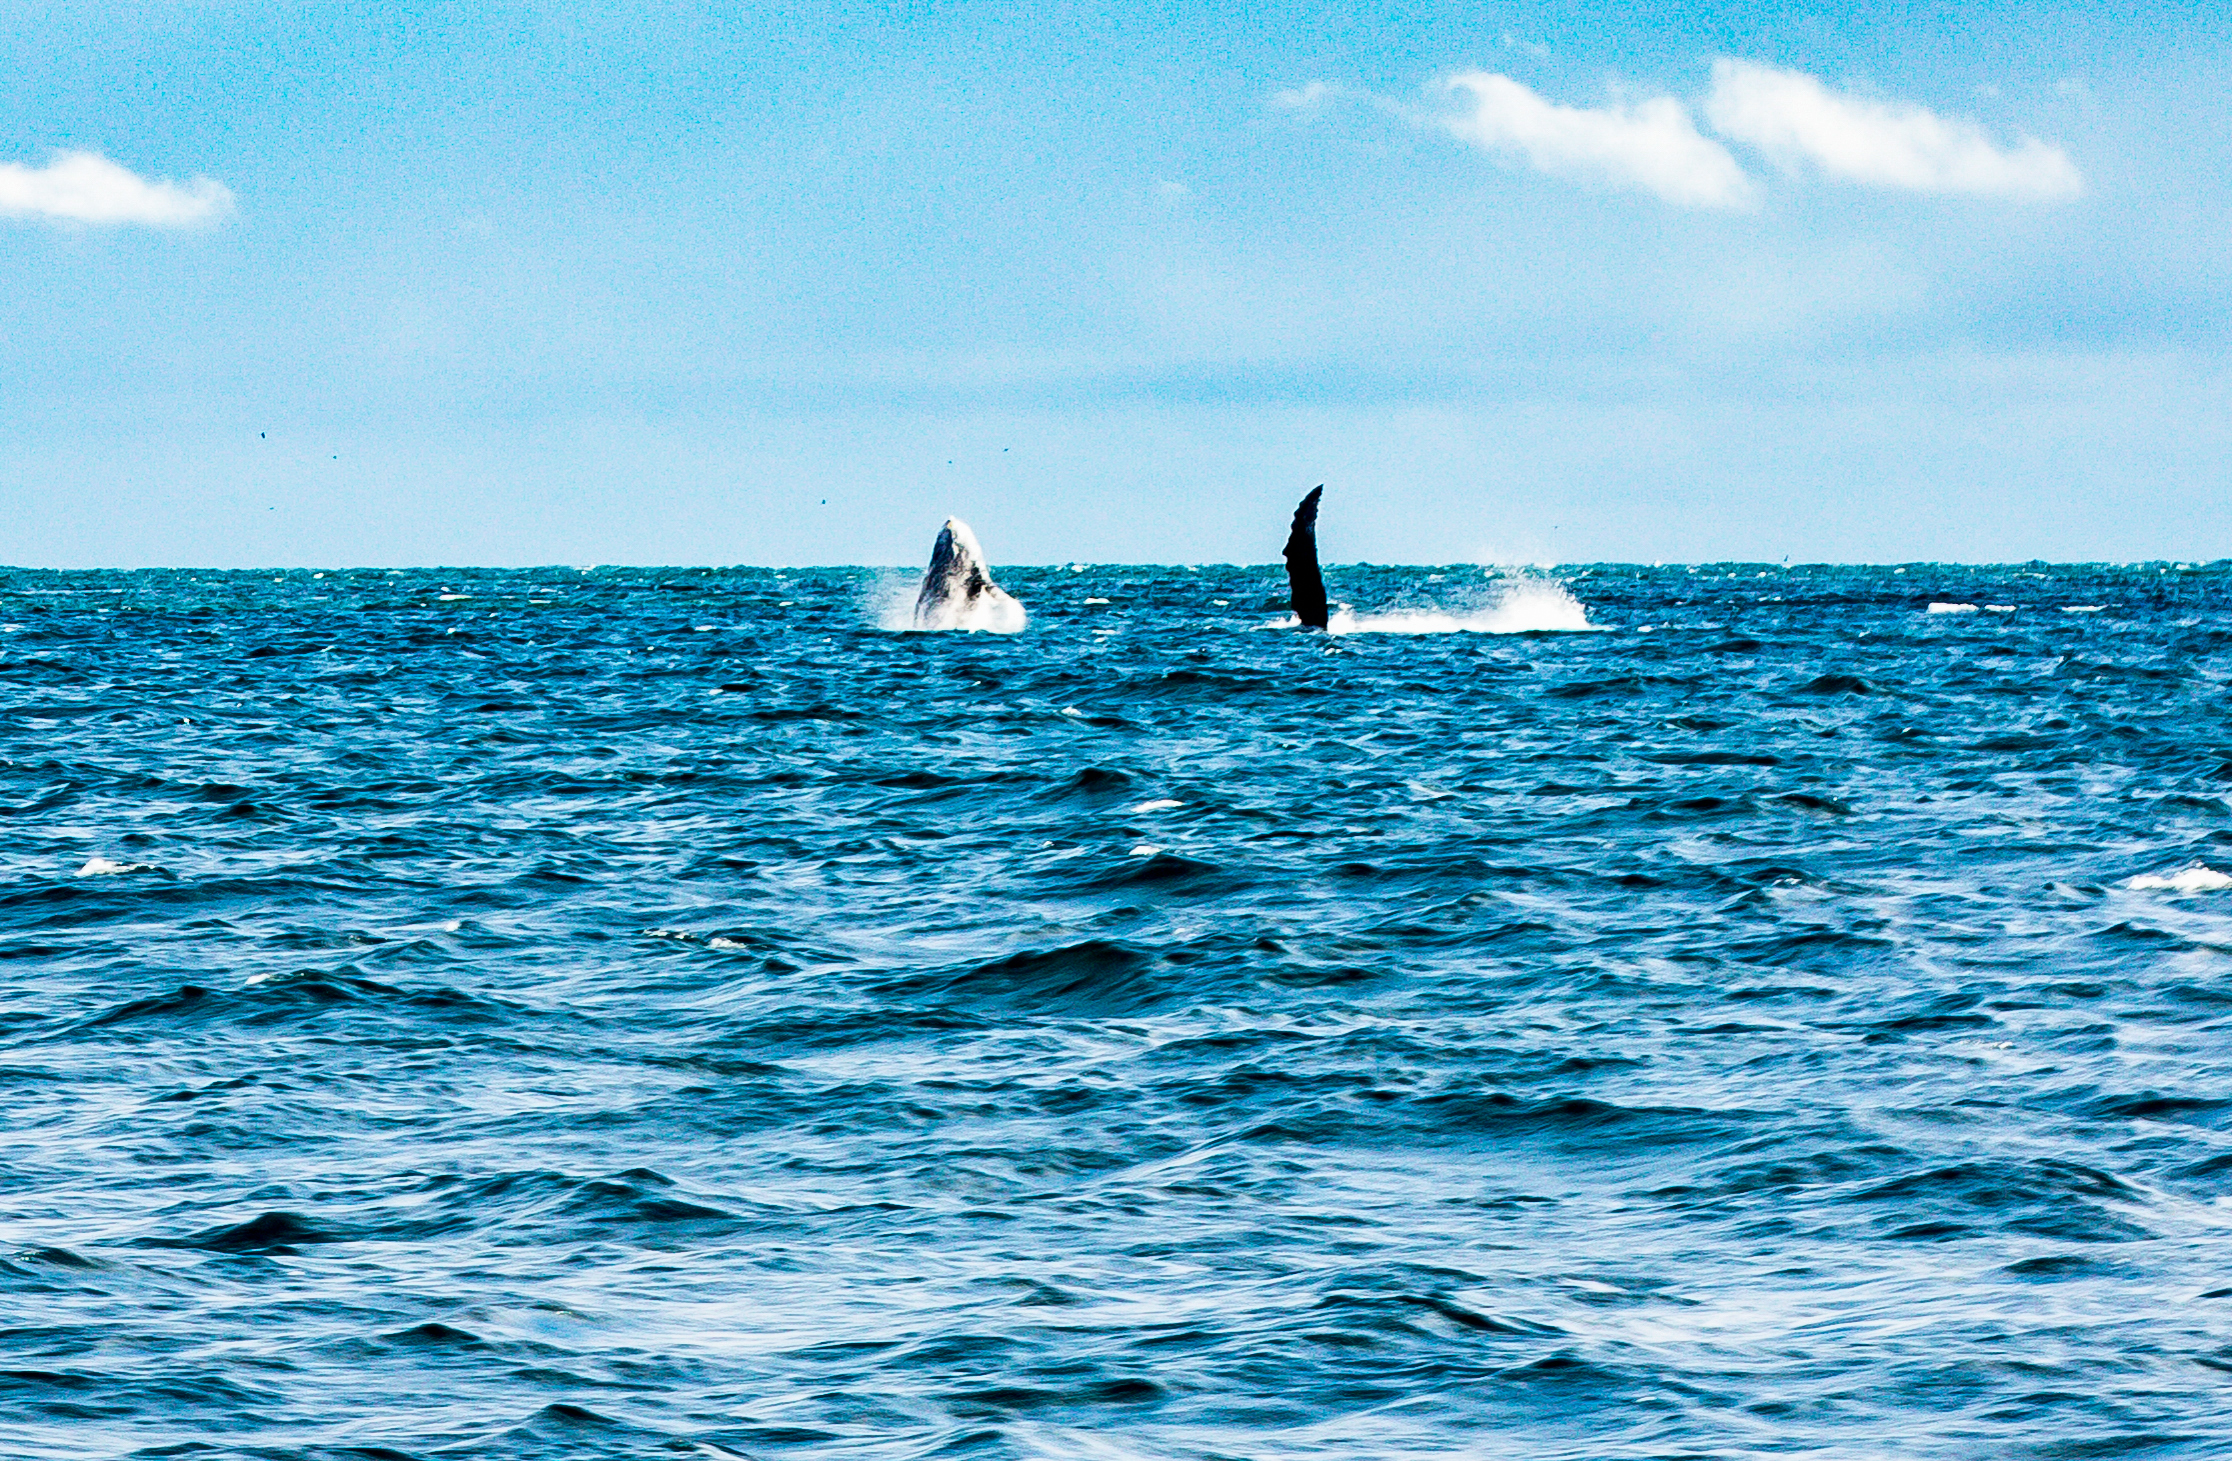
left=909, top=591, right=1026, bottom=633
left=1927, top=602, right=1979, bottom=614
left=1131, top=799, right=1184, bottom=813
left=1328, top=577, right=1599, bottom=636
left=2126, top=864, right=2232, bottom=894
left=865, top=572, right=1029, bottom=632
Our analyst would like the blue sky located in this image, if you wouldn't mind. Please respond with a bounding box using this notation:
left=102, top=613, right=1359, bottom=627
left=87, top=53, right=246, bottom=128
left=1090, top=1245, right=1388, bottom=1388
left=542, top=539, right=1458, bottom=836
left=2, top=1, right=2226, bottom=566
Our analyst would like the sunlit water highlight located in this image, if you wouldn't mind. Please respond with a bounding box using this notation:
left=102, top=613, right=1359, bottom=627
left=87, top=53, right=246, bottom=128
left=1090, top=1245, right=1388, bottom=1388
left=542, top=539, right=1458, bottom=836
left=3, top=562, right=2232, bottom=1459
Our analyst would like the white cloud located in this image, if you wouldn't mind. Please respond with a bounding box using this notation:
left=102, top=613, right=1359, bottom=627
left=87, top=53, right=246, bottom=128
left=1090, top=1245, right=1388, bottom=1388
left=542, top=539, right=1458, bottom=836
left=1704, top=59, right=2081, bottom=199
left=1272, top=81, right=1334, bottom=109
left=1439, top=72, right=1754, bottom=209
left=0, top=150, right=234, bottom=227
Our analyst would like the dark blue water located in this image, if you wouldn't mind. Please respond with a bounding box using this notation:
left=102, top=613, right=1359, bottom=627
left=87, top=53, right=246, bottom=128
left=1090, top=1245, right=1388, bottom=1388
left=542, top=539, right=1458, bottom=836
left=5, top=562, right=2232, bottom=1459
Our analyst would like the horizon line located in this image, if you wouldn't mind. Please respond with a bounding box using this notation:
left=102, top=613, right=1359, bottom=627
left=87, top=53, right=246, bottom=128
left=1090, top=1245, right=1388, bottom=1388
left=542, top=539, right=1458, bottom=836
left=4, top=558, right=2230, bottom=574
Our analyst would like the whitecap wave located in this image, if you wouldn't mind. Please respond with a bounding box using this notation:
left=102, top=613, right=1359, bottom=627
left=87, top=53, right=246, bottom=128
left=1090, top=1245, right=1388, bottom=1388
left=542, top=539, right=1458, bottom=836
left=77, top=857, right=161, bottom=877
left=1927, top=602, right=1979, bottom=615
left=2126, top=864, right=2232, bottom=893
left=1328, top=578, right=1599, bottom=636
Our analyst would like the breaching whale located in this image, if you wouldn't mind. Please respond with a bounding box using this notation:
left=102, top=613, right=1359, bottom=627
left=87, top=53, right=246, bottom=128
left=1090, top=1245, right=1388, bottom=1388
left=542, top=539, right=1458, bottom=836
left=912, top=518, right=1027, bottom=632
left=1283, top=486, right=1328, bottom=629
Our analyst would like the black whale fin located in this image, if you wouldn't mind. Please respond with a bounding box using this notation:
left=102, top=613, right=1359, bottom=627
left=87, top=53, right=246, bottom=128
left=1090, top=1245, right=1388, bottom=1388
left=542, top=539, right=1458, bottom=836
left=1283, top=485, right=1328, bottom=629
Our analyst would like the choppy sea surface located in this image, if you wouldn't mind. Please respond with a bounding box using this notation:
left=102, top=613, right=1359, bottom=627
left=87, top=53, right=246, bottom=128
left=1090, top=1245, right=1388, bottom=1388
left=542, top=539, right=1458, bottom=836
left=5, top=562, right=2232, bottom=1460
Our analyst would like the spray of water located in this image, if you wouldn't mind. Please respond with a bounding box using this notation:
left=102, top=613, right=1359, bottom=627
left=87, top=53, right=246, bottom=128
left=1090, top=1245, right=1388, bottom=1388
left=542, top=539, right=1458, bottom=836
left=1325, top=575, right=1600, bottom=635
left=863, top=572, right=1028, bottom=634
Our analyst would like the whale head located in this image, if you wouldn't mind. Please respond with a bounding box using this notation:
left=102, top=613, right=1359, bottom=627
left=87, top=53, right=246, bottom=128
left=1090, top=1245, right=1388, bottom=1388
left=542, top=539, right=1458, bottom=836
left=913, top=517, right=1026, bottom=632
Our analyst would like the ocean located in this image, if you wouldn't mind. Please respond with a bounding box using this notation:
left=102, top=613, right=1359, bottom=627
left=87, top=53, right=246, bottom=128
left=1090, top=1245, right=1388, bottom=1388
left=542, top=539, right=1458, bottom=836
left=3, top=561, right=2230, bottom=1459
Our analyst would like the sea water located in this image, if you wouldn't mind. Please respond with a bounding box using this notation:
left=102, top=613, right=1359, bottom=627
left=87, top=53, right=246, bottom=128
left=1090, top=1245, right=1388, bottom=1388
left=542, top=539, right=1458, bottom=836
left=3, top=562, right=2230, bottom=1459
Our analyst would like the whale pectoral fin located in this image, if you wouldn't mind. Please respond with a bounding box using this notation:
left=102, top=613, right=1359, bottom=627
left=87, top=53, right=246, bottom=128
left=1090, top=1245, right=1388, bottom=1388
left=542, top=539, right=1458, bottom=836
left=1283, top=485, right=1328, bottom=629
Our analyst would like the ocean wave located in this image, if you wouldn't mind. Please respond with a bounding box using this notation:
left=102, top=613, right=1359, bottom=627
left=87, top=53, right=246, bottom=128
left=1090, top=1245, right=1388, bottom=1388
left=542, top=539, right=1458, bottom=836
left=9, top=561, right=2232, bottom=1459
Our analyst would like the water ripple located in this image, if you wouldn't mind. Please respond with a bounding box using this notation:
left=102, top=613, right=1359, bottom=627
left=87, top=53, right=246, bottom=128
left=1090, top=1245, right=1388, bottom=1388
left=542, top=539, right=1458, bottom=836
left=2, top=562, right=2231, bottom=1457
